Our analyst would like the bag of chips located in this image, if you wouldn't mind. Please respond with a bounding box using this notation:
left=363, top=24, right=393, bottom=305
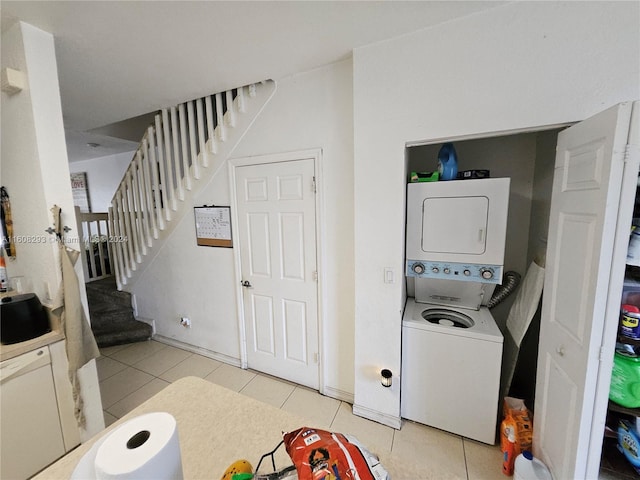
left=283, top=427, right=389, bottom=480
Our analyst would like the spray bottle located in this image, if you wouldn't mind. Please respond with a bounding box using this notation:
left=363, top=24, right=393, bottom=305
left=0, top=253, right=8, bottom=292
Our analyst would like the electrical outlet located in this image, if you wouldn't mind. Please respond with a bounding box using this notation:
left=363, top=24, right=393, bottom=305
left=179, top=316, right=191, bottom=328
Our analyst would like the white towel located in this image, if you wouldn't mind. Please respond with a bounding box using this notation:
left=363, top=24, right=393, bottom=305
left=506, top=261, right=545, bottom=347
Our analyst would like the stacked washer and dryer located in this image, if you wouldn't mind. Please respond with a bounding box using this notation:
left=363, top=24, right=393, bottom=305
left=401, top=177, right=510, bottom=444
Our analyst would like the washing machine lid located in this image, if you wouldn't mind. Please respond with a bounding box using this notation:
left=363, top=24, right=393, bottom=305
left=402, top=298, right=503, bottom=343
left=421, top=308, right=475, bottom=328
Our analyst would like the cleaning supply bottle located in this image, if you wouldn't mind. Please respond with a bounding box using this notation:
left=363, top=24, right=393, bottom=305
left=0, top=254, right=8, bottom=292
left=501, top=427, right=517, bottom=476
left=513, top=451, right=552, bottom=480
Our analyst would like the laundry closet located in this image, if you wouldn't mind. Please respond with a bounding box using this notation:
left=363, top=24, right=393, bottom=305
left=401, top=101, right=640, bottom=479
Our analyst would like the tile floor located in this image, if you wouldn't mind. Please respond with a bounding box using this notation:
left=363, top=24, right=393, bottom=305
left=97, top=339, right=505, bottom=479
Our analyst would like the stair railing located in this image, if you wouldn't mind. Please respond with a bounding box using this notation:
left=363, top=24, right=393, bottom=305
left=108, top=82, right=263, bottom=289
left=75, top=206, right=112, bottom=282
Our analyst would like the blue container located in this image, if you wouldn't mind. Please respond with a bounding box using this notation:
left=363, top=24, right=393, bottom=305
left=618, top=419, right=640, bottom=472
left=437, top=143, right=458, bottom=181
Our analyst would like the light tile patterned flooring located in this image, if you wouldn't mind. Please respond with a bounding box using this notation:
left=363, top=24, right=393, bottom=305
left=97, top=340, right=504, bottom=479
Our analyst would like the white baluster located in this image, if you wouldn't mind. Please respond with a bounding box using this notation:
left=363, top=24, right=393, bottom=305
left=108, top=207, right=123, bottom=289
left=225, top=90, right=236, bottom=127
left=187, top=101, right=200, bottom=180
left=248, top=83, right=256, bottom=98
left=141, top=137, right=159, bottom=239
left=120, top=188, right=136, bottom=271
left=178, top=103, right=192, bottom=191
left=135, top=150, right=152, bottom=249
left=205, top=96, right=217, bottom=154
left=215, top=92, right=226, bottom=142
left=154, top=114, right=171, bottom=223
left=162, top=108, right=178, bottom=211
left=196, top=98, right=208, bottom=168
left=125, top=170, right=141, bottom=263
left=147, top=126, right=165, bottom=231
left=95, top=219, right=107, bottom=278
left=114, top=192, right=131, bottom=278
left=236, top=85, right=246, bottom=113
left=169, top=107, right=184, bottom=201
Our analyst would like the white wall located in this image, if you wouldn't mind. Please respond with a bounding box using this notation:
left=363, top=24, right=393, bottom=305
left=352, top=1, right=640, bottom=425
left=133, top=60, right=356, bottom=397
left=69, top=152, right=134, bottom=213
left=1, top=21, right=104, bottom=440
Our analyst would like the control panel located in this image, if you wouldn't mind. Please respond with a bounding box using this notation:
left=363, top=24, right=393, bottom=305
left=406, top=260, right=503, bottom=284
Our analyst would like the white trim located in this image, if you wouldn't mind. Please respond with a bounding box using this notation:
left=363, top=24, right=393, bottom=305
left=352, top=403, right=402, bottom=430
left=227, top=148, right=325, bottom=392
left=153, top=335, right=242, bottom=367
left=405, top=122, right=573, bottom=148
left=322, top=385, right=354, bottom=404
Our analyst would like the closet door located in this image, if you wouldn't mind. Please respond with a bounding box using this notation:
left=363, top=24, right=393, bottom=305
left=534, top=102, right=638, bottom=479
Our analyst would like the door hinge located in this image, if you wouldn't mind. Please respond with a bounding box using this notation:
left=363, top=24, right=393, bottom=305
left=624, top=144, right=640, bottom=163
left=314, top=352, right=319, bottom=364
left=312, top=270, right=318, bottom=281
left=312, top=176, right=317, bottom=193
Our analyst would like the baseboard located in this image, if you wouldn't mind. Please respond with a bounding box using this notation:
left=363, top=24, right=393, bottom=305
left=136, top=316, right=155, bottom=335
left=352, top=404, right=402, bottom=430
left=152, top=335, right=242, bottom=367
left=322, top=385, right=354, bottom=404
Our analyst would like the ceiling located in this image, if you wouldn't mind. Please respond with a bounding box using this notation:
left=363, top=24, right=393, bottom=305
left=1, top=1, right=505, bottom=162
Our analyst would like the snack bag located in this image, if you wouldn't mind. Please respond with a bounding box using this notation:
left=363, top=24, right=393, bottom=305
left=283, top=427, right=389, bottom=480
left=500, top=397, right=533, bottom=476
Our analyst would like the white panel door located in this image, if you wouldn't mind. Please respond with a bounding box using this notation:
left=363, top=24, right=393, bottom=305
left=534, top=102, right=634, bottom=479
left=235, top=158, right=319, bottom=388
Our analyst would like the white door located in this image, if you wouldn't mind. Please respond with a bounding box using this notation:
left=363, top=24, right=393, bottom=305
left=235, top=157, right=319, bottom=389
left=534, top=102, right=635, bottom=478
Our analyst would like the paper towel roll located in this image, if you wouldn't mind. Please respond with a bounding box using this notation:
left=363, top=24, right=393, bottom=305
left=94, top=412, right=183, bottom=480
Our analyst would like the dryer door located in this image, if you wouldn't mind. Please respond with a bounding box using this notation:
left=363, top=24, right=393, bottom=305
left=422, top=195, right=488, bottom=255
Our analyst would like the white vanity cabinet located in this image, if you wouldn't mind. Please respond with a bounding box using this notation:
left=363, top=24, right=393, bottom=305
left=0, top=340, right=80, bottom=479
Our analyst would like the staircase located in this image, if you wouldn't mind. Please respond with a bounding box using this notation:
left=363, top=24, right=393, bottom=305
left=85, top=276, right=152, bottom=347
left=108, top=80, right=276, bottom=290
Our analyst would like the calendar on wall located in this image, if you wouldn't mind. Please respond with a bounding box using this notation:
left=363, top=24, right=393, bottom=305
left=193, top=206, right=233, bottom=247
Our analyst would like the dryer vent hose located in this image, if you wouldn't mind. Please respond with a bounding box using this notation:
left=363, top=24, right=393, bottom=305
left=488, top=271, right=521, bottom=309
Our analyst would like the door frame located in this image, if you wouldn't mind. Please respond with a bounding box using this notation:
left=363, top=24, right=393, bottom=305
left=228, top=148, right=326, bottom=392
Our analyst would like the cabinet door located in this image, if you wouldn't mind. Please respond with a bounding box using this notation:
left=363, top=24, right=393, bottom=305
left=534, top=102, right=637, bottom=479
left=0, top=348, right=66, bottom=479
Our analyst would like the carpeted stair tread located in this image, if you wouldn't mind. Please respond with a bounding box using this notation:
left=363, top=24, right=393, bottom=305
left=86, top=276, right=152, bottom=348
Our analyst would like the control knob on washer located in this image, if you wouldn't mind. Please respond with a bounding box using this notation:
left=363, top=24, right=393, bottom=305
left=480, top=268, right=494, bottom=280
left=412, top=263, right=425, bottom=275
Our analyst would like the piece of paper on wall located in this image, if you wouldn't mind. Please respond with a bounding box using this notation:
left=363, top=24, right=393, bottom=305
left=70, top=172, right=91, bottom=213
left=194, top=206, right=232, bottom=247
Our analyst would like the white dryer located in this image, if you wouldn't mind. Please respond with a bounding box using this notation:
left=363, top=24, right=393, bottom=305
left=401, top=298, right=503, bottom=444
left=401, top=177, right=510, bottom=444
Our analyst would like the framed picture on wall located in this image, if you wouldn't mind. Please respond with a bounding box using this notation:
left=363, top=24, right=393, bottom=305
left=70, top=172, right=91, bottom=213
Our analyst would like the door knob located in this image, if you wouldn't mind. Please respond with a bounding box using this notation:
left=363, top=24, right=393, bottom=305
left=556, top=345, right=565, bottom=357
left=241, top=280, right=252, bottom=288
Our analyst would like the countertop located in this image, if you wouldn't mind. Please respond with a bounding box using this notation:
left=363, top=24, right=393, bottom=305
left=35, top=377, right=442, bottom=479
left=0, top=330, right=65, bottom=362
left=0, top=294, right=64, bottom=362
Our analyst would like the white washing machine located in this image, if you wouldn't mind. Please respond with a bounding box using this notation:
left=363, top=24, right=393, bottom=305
left=401, top=298, right=503, bottom=444
left=401, top=178, right=510, bottom=444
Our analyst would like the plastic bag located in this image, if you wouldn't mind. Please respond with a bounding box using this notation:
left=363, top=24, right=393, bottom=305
left=283, top=427, right=389, bottom=480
